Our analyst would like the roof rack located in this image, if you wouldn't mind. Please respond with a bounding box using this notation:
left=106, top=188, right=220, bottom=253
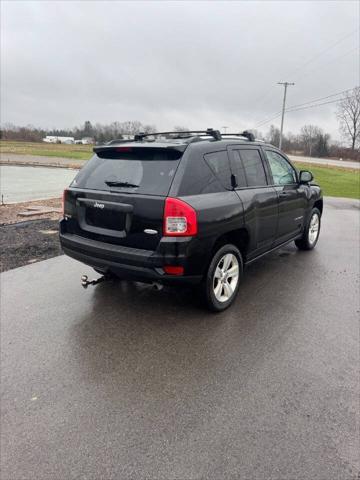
left=134, top=128, right=222, bottom=142
left=221, top=131, right=255, bottom=142
left=105, top=128, right=256, bottom=145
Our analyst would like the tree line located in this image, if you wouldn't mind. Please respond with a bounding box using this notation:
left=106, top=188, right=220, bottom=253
left=0, top=120, right=156, bottom=143
left=1, top=88, right=359, bottom=159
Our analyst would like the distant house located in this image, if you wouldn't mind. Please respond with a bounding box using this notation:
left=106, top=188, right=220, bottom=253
left=43, top=136, right=75, bottom=144
left=81, top=137, right=95, bottom=144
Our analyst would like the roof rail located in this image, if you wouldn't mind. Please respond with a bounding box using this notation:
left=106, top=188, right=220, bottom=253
left=221, top=131, right=256, bottom=142
left=134, top=128, right=222, bottom=142
left=106, top=138, right=132, bottom=145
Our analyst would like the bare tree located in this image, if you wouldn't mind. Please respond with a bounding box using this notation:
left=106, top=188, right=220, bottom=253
left=337, top=87, right=360, bottom=151
left=171, top=125, right=191, bottom=138
left=173, top=125, right=190, bottom=132
left=142, top=124, right=157, bottom=134
left=249, top=129, right=264, bottom=140
left=266, top=125, right=281, bottom=147
left=300, top=125, right=322, bottom=157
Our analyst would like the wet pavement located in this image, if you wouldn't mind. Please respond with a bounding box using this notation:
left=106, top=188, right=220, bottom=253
left=0, top=165, right=77, bottom=203
left=1, top=198, right=359, bottom=480
left=0, top=153, right=85, bottom=169
left=289, top=154, right=360, bottom=169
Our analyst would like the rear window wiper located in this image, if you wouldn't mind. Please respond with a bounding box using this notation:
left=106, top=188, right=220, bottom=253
left=105, top=180, right=139, bottom=188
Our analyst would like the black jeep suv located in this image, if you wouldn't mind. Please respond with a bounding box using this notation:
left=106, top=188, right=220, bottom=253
left=60, top=128, right=322, bottom=311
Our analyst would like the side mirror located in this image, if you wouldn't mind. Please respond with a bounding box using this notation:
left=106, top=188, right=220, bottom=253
left=299, top=170, right=313, bottom=184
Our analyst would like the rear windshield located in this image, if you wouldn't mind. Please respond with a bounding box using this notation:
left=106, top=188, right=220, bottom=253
left=71, top=147, right=182, bottom=196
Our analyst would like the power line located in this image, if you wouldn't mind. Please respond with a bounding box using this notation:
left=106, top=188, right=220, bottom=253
left=286, top=87, right=354, bottom=110
left=253, top=46, right=358, bottom=122
left=286, top=98, right=343, bottom=113
left=286, top=28, right=359, bottom=78
left=255, top=99, right=343, bottom=129
left=254, top=87, right=357, bottom=129
left=251, top=29, right=359, bottom=121
left=294, top=46, right=359, bottom=83
left=254, top=112, right=282, bottom=129
left=254, top=99, right=340, bottom=129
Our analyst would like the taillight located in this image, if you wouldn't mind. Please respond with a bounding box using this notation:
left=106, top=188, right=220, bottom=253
left=163, top=197, right=197, bottom=236
left=62, top=189, right=67, bottom=216
left=163, top=266, right=184, bottom=275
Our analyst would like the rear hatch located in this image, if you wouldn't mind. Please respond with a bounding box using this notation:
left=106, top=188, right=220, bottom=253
left=63, top=145, right=183, bottom=251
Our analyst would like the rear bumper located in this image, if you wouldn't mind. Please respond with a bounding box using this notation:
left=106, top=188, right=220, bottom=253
left=59, top=231, right=203, bottom=285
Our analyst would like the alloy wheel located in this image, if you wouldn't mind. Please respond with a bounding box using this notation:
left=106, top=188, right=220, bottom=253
left=213, top=253, right=239, bottom=303
left=308, top=212, right=320, bottom=245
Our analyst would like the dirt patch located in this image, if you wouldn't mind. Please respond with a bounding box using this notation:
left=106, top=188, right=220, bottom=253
left=0, top=198, right=64, bottom=272
left=0, top=198, right=62, bottom=225
left=1, top=219, right=63, bottom=272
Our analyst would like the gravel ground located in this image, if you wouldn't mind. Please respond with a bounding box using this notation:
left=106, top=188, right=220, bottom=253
left=0, top=200, right=63, bottom=273
left=0, top=219, right=62, bottom=272
left=0, top=197, right=61, bottom=225
left=0, top=198, right=63, bottom=272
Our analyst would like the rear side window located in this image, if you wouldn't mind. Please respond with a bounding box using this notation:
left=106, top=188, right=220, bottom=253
left=238, top=149, right=267, bottom=187
left=204, top=151, right=231, bottom=189
left=71, top=147, right=181, bottom=196
left=177, top=156, right=224, bottom=196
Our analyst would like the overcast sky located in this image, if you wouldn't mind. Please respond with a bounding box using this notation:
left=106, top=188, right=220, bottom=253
left=1, top=0, right=359, bottom=139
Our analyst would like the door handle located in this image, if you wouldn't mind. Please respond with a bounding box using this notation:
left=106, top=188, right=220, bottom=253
left=279, top=191, right=290, bottom=197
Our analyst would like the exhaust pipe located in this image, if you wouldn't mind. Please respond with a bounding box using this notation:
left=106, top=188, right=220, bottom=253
left=152, top=282, right=163, bottom=291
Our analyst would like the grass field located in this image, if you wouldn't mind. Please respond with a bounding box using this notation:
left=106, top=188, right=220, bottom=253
left=0, top=140, right=93, bottom=160
left=293, top=162, right=360, bottom=200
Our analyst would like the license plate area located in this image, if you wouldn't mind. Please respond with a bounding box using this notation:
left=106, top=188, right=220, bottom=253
left=76, top=197, right=133, bottom=238
left=85, top=207, right=126, bottom=232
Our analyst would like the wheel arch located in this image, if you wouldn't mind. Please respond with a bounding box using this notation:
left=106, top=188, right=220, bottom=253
left=313, top=198, right=323, bottom=215
left=210, top=227, right=250, bottom=262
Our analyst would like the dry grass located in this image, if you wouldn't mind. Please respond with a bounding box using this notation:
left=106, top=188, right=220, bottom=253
left=0, top=140, right=93, bottom=160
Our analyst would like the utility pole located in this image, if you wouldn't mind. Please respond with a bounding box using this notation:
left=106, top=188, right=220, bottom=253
left=278, top=82, right=294, bottom=149
left=222, top=126, right=228, bottom=134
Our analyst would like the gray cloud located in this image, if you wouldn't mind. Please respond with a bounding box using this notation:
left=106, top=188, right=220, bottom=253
left=1, top=0, right=359, bottom=139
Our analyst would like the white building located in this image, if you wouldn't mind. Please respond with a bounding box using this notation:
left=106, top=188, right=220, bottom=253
left=81, top=137, right=94, bottom=144
left=43, top=136, right=75, bottom=144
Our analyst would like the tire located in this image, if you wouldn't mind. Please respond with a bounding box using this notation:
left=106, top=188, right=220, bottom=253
left=295, top=207, right=321, bottom=250
left=203, top=244, right=243, bottom=312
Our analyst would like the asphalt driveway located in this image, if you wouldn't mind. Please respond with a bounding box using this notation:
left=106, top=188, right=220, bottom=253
left=1, top=197, right=359, bottom=480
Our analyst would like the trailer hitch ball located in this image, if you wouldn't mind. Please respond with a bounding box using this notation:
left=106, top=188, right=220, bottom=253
left=81, top=274, right=111, bottom=288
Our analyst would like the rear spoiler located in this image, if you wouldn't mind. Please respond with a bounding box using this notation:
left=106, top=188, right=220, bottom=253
left=93, top=145, right=187, bottom=158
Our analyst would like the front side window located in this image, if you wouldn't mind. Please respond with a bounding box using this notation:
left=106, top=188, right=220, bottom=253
left=266, top=150, right=297, bottom=185
left=238, top=149, right=267, bottom=187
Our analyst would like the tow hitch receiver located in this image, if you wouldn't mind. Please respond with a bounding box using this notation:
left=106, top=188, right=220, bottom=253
left=81, top=274, right=110, bottom=289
